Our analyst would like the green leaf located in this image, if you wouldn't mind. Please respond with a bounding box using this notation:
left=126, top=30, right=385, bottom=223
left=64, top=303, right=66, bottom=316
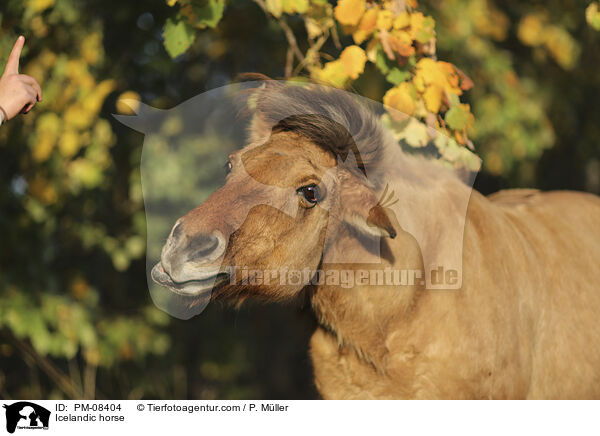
left=384, top=115, right=430, bottom=147
left=265, top=0, right=282, bottom=17
left=283, top=0, right=309, bottom=14
left=415, top=29, right=434, bottom=44
left=112, top=249, right=130, bottom=271
left=415, top=17, right=435, bottom=43
left=386, top=68, right=411, bottom=85
left=436, top=136, right=481, bottom=171
left=163, top=17, right=196, bottom=58
left=193, top=0, right=226, bottom=28
left=402, top=118, right=430, bottom=147
left=375, top=46, right=391, bottom=74
left=446, top=92, right=460, bottom=107
left=445, top=105, right=471, bottom=130
left=586, top=2, right=600, bottom=30
left=125, top=235, right=145, bottom=258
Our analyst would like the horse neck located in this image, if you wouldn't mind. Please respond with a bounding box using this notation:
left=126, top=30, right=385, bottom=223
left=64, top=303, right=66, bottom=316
left=310, top=151, right=474, bottom=367
left=310, top=244, right=423, bottom=368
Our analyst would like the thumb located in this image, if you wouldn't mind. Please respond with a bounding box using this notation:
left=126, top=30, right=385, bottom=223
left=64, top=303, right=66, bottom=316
left=4, top=36, right=25, bottom=76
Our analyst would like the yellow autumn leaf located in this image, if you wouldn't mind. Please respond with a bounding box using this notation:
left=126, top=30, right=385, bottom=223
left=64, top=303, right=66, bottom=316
left=543, top=26, right=579, bottom=70
left=415, top=58, right=440, bottom=82
left=388, top=30, right=415, bottom=57
left=413, top=79, right=424, bottom=97
left=116, top=91, right=141, bottom=115
left=93, top=119, right=115, bottom=147
left=64, top=104, right=95, bottom=130
left=440, top=61, right=459, bottom=88
left=266, top=0, right=282, bottom=18
left=365, top=38, right=380, bottom=62
left=51, top=82, right=75, bottom=109
left=415, top=58, right=460, bottom=95
left=383, top=82, right=415, bottom=118
left=32, top=112, right=61, bottom=161
left=339, top=45, right=367, bottom=80
left=519, top=14, right=579, bottom=69
left=393, top=12, right=410, bottom=30
left=65, top=59, right=95, bottom=91
left=518, top=14, right=544, bottom=46
left=353, top=7, right=378, bottom=44
left=36, top=112, right=62, bottom=139
left=32, top=136, right=55, bottom=162
left=27, top=0, right=55, bottom=13
left=334, top=0, right=366, bottom=26
left=423, top=85, right=443, bottom=113
left=83, top=79, right=116, bottom=116
left=352, top=30, right=369, bottom=45
left=472, top=6, right=508, bottom=41
left=408, top=12, right=425, bottom=37
left=80, top=32, right=103, bottom=65
left=58, top=130, right=81, bottom=158
left=311, top=60, right=350, bottom=88
left=376, top=10, right=394, bottom=31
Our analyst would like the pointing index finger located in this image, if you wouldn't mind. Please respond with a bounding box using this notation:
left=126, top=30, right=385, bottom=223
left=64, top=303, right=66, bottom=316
left=4, top=35, right=25, bottom=75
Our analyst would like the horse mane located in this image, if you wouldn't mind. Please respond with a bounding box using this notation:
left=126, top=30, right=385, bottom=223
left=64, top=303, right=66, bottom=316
left=239, top=74, right=393, bottom=178
left=238, top=74, right=465, bottom=189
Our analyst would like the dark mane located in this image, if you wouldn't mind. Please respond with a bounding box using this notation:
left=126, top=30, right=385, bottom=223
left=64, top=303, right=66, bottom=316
left=242, top=75, right=387, bottom=176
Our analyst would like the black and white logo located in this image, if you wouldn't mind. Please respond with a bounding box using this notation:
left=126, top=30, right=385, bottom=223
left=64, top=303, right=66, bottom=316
left=2, top=402, right=50, bottom=433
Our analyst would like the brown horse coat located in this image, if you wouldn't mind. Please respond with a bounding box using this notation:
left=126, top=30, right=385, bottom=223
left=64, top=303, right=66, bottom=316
left=155, top=81, right=600, bottom=399
left=310, top=187, right=600, bottom=399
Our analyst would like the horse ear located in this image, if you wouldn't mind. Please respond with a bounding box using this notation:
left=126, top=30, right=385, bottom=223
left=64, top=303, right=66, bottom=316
left=366, top=203, right=397, bottom=238
left=112, top=101, right=163, bottom=133
left=340, top=173, right=397, bottom=239
left=247, top=111, right=272, bottom=144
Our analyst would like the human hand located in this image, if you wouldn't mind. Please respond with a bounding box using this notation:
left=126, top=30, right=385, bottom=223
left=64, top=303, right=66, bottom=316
left=0, top=36, right=42, bottom=122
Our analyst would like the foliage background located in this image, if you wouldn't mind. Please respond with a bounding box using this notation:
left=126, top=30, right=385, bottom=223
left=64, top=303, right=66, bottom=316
left=0, top=0, right=598, bottom=399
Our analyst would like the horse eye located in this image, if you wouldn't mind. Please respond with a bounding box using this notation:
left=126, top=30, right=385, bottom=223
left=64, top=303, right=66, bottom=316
left=224, top=160, right=233, bottom=175
left=297, top=184, right=322, bottom=206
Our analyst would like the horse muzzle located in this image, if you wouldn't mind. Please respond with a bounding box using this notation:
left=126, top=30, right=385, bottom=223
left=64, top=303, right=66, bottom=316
left=152, top=220, right=230, bottom=296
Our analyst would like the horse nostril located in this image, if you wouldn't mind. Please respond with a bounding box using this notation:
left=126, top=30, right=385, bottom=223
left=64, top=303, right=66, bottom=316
left=186, top=233, right=222, bottom=262
left=171, top=221, right=184, bottom=241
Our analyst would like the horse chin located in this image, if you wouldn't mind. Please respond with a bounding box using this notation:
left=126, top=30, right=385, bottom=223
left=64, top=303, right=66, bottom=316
left=151, top=262, right=229, bottom=298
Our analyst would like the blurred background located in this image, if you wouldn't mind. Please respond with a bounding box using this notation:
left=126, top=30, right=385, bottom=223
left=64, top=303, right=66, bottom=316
left=0, top=0, right=598, bottom=399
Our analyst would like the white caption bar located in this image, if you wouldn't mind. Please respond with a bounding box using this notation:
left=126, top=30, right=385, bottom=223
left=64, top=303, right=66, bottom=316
left=0, top=400, right=597, bottom=435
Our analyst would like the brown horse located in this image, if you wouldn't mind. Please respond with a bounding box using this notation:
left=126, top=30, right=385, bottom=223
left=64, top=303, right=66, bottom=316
left=152, top=81, right=600, bottom=399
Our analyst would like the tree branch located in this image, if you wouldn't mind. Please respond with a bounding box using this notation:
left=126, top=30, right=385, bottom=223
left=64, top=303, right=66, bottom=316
left=285, top=46, right=294, bottom=78
left=83, top=363, right=97, bottom=400
left=253, top=0, right=306, bottom=65
left=7, top=332, right=82, bottom=399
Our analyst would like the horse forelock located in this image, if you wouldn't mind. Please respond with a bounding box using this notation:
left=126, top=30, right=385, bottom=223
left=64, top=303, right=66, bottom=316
left=248, top=80, right=387, bottom=178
